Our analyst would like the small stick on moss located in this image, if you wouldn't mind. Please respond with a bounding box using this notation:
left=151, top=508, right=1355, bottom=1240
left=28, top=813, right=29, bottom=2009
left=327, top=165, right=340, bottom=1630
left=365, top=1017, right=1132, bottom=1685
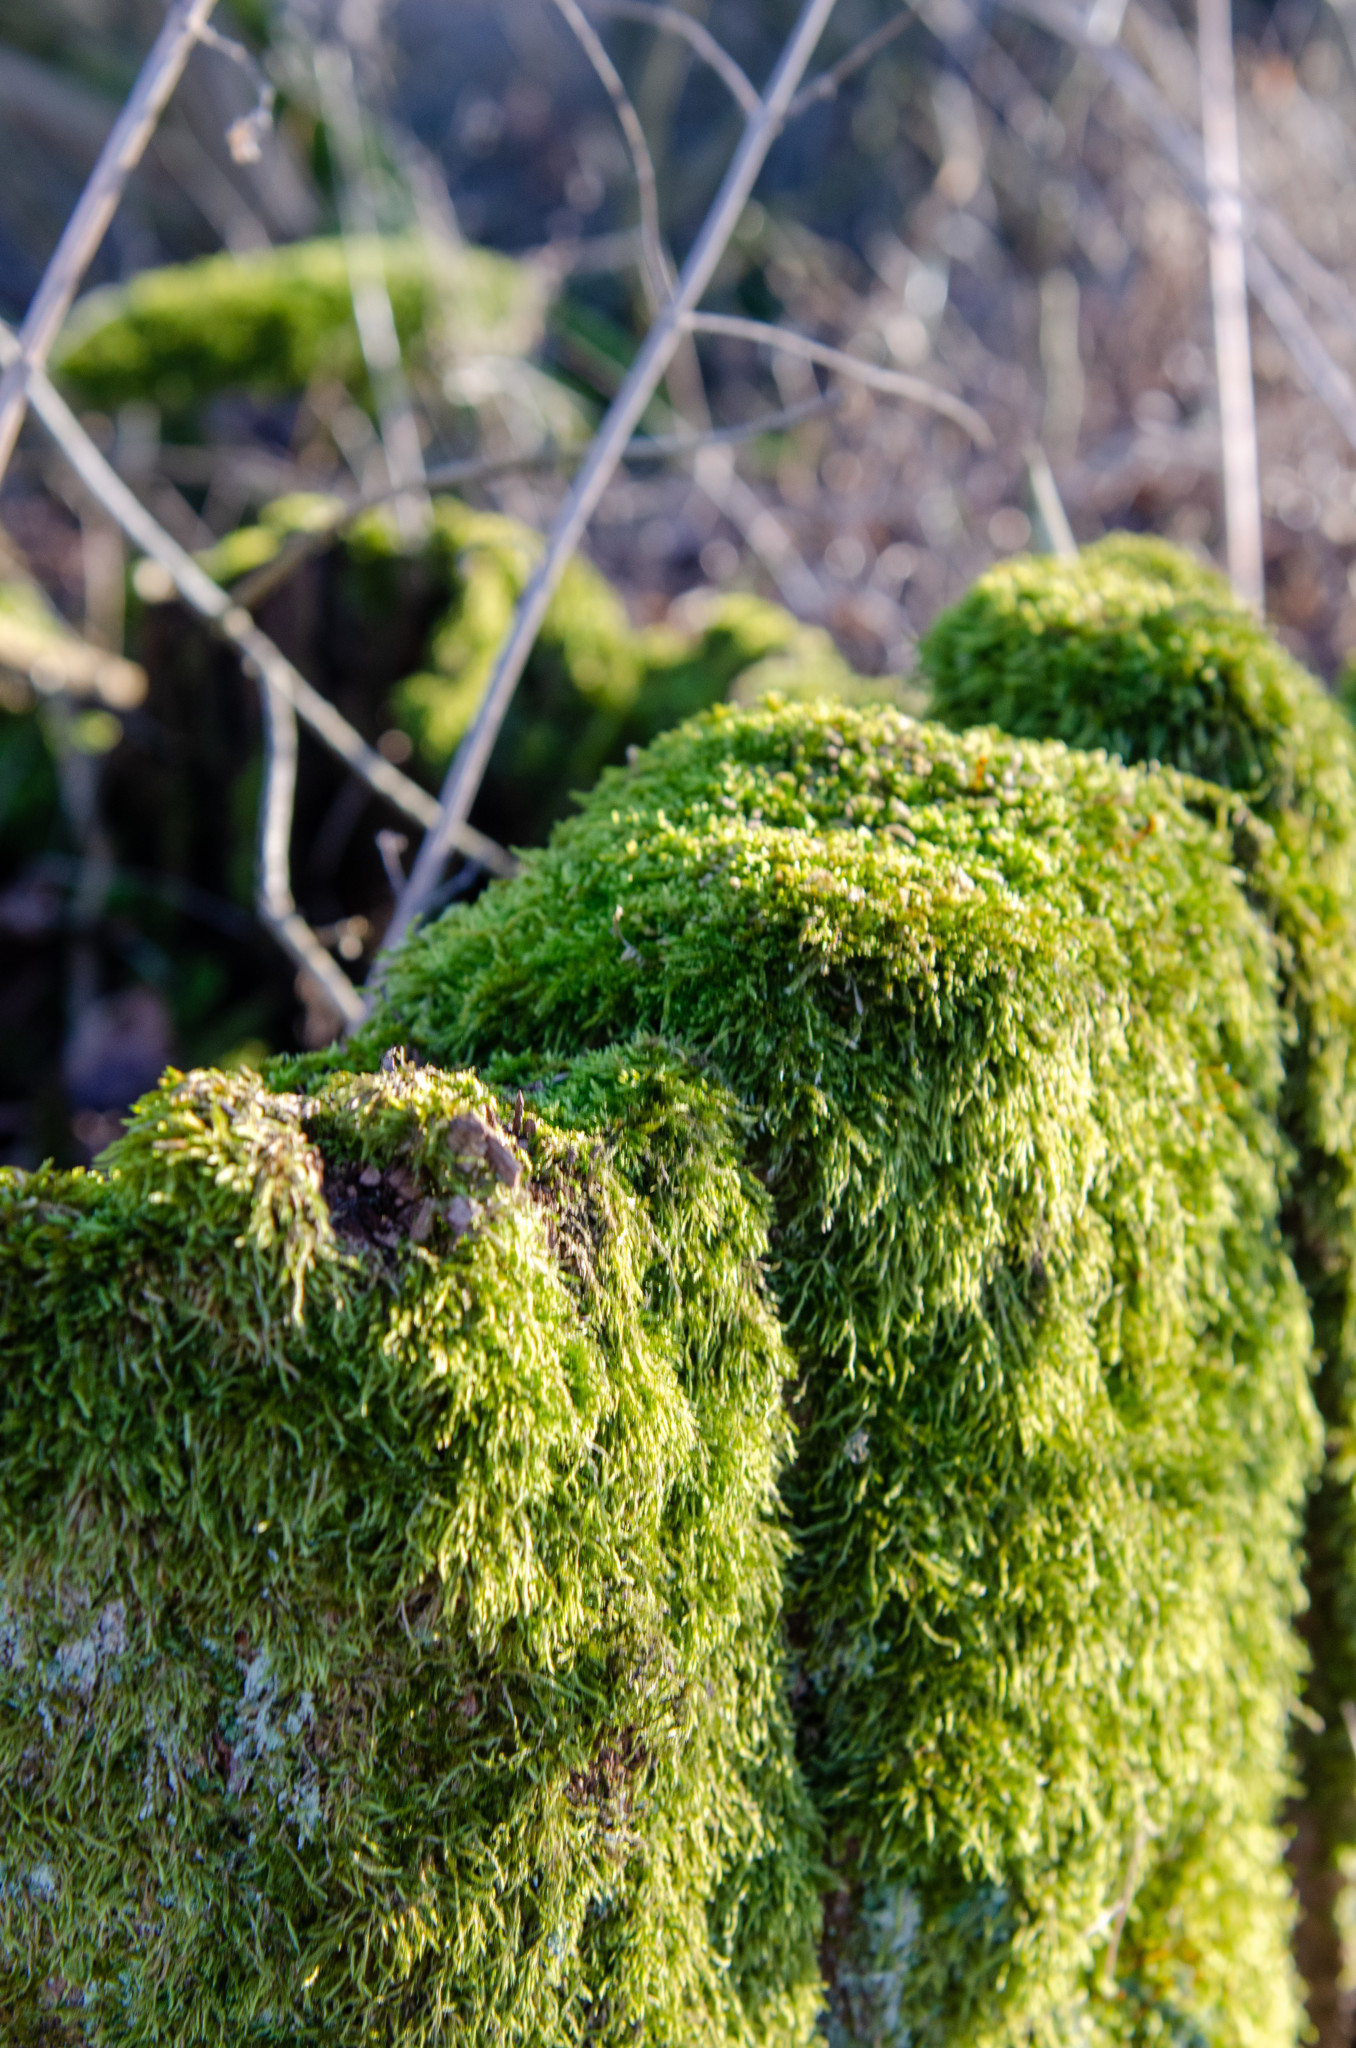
left=0, top=0, right=220, bottom=486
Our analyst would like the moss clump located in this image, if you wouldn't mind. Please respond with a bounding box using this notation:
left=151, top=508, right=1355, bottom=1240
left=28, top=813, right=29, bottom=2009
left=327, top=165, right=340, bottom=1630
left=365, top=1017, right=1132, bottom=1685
left=53, top=236, right=544, bottom=414
left=188, top=491, right=914, bottom=849
left=923, top=535, right=1356, bottom=2023
left=0, top=1050, right=822, bottom=2045
left=343, top=697, right=1319, bottom=2048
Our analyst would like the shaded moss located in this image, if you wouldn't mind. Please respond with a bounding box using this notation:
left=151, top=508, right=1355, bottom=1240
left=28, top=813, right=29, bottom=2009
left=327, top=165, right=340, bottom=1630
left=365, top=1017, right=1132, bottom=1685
left=192, top=492, right=916, bottom=850
left=0, top=1049, right=822, bottom=2045
left=347, top=697, right=1319, bottom=2047
left=923, top=535, right=1356, bottom=2026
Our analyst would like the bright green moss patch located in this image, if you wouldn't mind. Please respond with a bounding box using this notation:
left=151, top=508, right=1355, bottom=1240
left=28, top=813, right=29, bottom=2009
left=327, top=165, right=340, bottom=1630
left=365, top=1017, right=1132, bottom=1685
left=53, top=236, right=544, bottom=413
left=923, top=535, right=1356, bottom=2016
left=354, top=698, right=1321, bottom=2048
left=0, top=1051, right=822, bottom=2045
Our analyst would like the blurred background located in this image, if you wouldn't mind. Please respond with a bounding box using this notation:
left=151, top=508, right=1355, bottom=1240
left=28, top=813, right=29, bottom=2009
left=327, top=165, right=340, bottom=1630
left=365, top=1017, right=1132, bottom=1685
left=2, top=0, right=1354, bottom=1167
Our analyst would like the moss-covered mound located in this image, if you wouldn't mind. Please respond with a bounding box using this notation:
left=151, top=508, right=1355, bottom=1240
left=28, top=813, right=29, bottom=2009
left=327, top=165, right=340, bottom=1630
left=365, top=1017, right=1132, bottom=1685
left=188, top=490, right=909, bottom=849
left=923, top=535, right=1356, bottom=2020
left=0, top=1052, right=822, bottom=2045
left=53, top=236, right=544, bottom=415
left=342, top=698, right=1320, bottom=2048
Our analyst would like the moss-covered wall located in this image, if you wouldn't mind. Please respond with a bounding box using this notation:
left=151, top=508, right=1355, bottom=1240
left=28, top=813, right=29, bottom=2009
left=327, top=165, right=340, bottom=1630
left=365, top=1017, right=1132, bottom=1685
left=0, top=1051, right=822, bottom=2045
left=345, top=696, right=1321, bottom=2048
left=5, top=546, right=1347, bottom=2047
left=923, top=536, right=1356, bottom=2038
left=193, top=490, right=914, bottom=851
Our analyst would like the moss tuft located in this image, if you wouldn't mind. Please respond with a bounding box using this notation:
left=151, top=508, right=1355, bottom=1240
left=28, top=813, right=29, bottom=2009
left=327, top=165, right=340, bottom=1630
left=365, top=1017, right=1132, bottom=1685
left=0, top=1050, right=822, bottom=2045
left=53, top=237, right=544, bottom=414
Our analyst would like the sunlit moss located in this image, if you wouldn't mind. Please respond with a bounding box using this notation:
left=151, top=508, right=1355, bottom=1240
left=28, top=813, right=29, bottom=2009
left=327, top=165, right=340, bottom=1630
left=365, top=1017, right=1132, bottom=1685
left=346, top=695, right=1319, bottom=2048
left=924, top=534, right=1356, bottom=2004
left=53, top=235, right=544, bottom=413
left=0, top=1051, right=822, bottom=2046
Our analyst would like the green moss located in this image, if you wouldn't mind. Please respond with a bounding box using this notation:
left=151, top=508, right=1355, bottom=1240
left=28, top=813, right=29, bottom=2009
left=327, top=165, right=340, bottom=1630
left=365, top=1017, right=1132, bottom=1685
left=191, top=491, right=915, bottom=849
left=53, top=236, right=544, bottom=414
left=923, top=536, right=1356, bottom=1997
left=345, top=697, right=1319, bottom=2048
left=0, top=1051, right=822, bottom=2045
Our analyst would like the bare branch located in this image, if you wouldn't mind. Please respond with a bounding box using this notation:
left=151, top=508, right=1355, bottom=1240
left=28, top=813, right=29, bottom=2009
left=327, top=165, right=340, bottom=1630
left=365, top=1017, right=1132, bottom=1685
left=1002, top=0, right=1356, bottom=461
left=313, top=41, right=430, bottom=539
left=785, top=10, right=913, bottom=122
left=381, top=0, right=845, bottom=961
left=232, top=392, right=841, bottom=613
left=1197, top=0, right=1262, bottom=610
left=551, top=0, right=672, bottom=306
left=583, top=0, right=761, bottom=115
left=0, top=0, right=220, bottom=486
left=256, top=660, right=367, bottom=1031
left=0, top=322, right=516, bottom=880
left=680, top=310, right=993, bottom=442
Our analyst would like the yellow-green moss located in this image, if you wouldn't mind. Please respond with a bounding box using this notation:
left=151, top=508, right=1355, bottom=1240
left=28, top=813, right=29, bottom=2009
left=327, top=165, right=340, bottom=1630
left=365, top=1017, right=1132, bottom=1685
left=0, top=1049, right=822, bottom=2045
left=53, top=236, right=544, bottom=414
left=923, top=535, right=1356, bottom=2004
left=349, top=697, right=1320, bottom=2048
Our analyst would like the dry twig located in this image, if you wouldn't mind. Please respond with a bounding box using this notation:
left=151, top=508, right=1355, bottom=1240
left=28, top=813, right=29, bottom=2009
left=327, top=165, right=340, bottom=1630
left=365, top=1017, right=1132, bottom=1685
left=681, top=310, right=993, bottom=441
left=1004, top=0, right=1356, bottom=459
left=380, top=0, right=846, bottom=960
left=0, top=0, right=220, bottom=484
left=552, top=0, right=672, bottom=306
left=583, top=0, right=761, bottom=115
left=1197, top=0, right=1262, bottom=608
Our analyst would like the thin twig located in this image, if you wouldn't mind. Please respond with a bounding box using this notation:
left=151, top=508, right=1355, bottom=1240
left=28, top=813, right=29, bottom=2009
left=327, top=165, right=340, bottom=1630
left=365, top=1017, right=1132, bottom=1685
left=552, top=0, right=672, bottom=306
left=0, top=0, right=219, bottom=486
left=0, top=323, right=514, bottom=873
left=1002, top=0, right=1356, bottom=460
left=785, top=9, right=914, bottom=121
left=1197, top=0, right=1262, bottom=609
left=680, top=309, right=993, bottom=442
left=381, top=0, right=844, bottom=962
left=256, top=656, right=367, bottom=1029
left=233, top=392, right=841, bottom=613
left=584, top=0, right=761, bottom=115
left=314, top=41, right=430, bottom=540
